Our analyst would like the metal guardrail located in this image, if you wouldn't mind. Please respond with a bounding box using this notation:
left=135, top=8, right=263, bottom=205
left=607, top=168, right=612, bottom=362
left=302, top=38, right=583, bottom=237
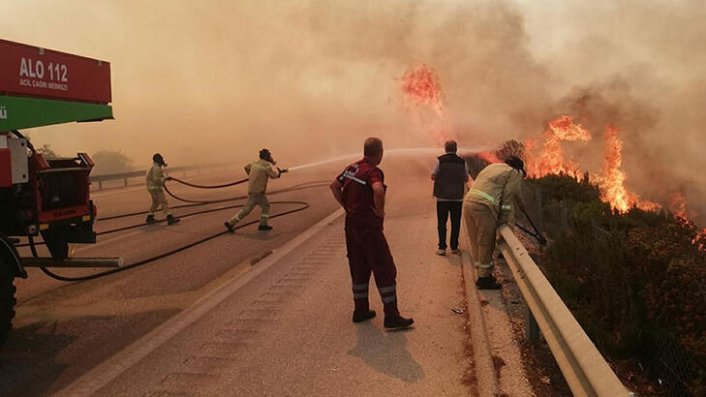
left=89, top=163, right=231, bottom=190
left=497, top=225, right=634, bottom=397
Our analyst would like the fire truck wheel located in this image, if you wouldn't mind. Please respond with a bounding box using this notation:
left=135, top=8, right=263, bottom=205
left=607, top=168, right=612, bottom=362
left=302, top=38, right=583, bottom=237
left=0, top=262, right=16, bottom=347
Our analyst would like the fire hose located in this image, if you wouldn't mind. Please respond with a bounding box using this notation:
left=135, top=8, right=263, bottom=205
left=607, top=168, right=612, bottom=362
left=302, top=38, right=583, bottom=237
left=516, top=207, right=548, bottom=245
left=30, top=175, right=324, bottom=282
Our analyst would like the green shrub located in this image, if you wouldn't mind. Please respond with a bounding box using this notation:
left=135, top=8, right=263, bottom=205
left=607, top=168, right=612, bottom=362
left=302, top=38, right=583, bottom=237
left=529, top=175, right=706, bottom=395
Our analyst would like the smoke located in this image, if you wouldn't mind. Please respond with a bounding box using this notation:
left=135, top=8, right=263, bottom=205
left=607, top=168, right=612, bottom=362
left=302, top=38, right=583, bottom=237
left=0, top=0, right=704, bottom=217
left=518, top=0, right=706, bottom=219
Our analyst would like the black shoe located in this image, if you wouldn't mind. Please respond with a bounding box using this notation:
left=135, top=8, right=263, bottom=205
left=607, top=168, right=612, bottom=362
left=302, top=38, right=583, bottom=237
left=145, top=215, right=156, bottom=224
left=167, top=215, right=180, bottom=225
left=476, top=276, right=501, bottom=290
left=384, top=315, right=414, bottom=329
left=224, top=222, right=235, bottom=234
left=352, top=310, right=376, bottom=323
left=258, top=224, right=273, bottom=231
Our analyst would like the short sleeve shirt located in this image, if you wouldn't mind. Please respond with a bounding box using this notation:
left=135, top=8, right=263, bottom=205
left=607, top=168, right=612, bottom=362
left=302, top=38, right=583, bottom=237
left=337, top=158, right=384, bottom=229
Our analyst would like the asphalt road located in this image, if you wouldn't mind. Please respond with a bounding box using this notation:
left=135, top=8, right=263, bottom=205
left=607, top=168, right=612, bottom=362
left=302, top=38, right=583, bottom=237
left=1, top=156, right=475, bottom=397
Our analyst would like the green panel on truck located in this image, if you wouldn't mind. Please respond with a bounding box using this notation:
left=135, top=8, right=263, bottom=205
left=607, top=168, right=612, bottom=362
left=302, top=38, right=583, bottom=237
left=0, top=94, right=112, bottom=131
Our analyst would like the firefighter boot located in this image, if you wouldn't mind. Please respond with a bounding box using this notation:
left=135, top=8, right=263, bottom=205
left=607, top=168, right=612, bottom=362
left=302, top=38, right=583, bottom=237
left=167, top=214, right=181, bottom=225
left=258, top=224, right=273, bottom=231
left=145, top=214, right=157, bottom=224
left=384, top=315, right=415, bottom=330
left=352, top=310, right=376, bottom=323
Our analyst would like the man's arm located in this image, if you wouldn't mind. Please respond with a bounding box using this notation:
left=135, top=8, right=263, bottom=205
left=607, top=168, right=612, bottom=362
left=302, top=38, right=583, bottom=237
left=431, top=159, right=440, bottom=180
left=372, top=181, right=385, bottom=218
left=329, top=179, right=345, bottom=209
left=266, top=164, right=280, bottom=179
left=244, top=164, right=252, bottom=175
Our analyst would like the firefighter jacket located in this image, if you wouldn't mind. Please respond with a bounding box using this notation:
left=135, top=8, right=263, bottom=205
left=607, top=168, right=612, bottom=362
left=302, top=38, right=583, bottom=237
left=146, top=163, right=166, bottom=191
left=433, top=153, right=469, bottom=201
left=464, top=162, right=523, bottom=225
left=245, top=159, right=280, bottom=194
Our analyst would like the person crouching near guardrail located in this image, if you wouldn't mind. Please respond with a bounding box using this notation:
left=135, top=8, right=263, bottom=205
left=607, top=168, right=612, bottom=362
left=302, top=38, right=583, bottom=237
left=462, top=155, right=526, bottom=289
left=224, top=149, right=288, bottom=233
left=145, top=153, right=180, bottom=225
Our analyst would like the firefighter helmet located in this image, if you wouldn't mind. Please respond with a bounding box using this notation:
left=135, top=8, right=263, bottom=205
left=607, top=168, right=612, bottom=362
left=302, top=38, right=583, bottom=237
left=153, top=153, right=166, bottom=166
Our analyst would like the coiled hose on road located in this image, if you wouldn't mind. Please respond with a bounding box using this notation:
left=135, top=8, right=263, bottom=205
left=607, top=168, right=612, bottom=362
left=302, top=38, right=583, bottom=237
left=29, top=176, right=329, bottom=282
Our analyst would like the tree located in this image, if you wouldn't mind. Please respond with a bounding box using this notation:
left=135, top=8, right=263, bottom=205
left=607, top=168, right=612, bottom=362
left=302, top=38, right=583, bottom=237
left=36, top=144, right=58, bottom=159
left=91, top=150, right=134, bottom=175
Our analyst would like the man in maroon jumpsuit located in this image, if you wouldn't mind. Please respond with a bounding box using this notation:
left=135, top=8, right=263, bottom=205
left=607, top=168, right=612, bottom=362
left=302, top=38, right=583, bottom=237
left=330, top=137, right=414, bottom=329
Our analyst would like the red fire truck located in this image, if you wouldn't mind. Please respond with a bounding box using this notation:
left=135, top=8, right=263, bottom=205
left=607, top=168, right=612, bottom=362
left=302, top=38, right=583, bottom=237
left=0, top=39, right=114, bottom=346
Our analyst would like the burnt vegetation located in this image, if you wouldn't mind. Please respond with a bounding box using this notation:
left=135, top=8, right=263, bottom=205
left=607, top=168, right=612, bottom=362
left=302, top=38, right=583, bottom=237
left=527, top=173, right=706, bottom=397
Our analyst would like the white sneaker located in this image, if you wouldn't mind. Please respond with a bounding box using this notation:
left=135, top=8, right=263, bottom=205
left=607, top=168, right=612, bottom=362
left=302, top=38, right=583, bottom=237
left=450, top=249, right=460, bottom=255
left=436, top=249, right=446, bottom=256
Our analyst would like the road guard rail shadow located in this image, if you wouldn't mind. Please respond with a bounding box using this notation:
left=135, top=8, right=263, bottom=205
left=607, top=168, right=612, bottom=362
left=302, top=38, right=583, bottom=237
left=496, top=225, right=635, bottom=397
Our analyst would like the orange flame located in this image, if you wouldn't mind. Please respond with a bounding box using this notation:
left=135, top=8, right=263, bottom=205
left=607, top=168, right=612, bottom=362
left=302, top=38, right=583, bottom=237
left=597, top=125, right=635, bottom=212
left=527, top=118, right=660, bottom=213
left=528, top=115, right=591, bottom=177
left=594, top=126, right=661, bottom=213
left=669, top=191, right=688, bottom=219
left=477, top=151, right=501, bottom=164
left=401, top=64, right=452, bottom=145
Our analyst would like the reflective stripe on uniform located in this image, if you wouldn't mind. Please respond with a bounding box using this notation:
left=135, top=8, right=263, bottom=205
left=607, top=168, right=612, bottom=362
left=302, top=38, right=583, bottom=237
left=501, top=204, right=512, bottom=211
left=341, top=171, right=367, bottom=185
left=352, top=283, right=368, bottom=291
left=478, top=263, right=494, bottom=269
left=378, top=285, right=396, bottom=294
left=382, top=295, right=397, bottom=304
left=468, top=188, right=496, bottom=204
left=353, top=292, right=368, bottom=299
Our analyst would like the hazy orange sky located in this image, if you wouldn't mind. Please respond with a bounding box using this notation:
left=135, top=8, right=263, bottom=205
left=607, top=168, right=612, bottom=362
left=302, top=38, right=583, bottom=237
left=1, top=0, right=705, bottom=213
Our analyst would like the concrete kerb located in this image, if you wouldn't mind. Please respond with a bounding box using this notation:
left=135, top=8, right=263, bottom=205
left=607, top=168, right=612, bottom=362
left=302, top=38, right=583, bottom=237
left=459, top=220, right=500, bottom=397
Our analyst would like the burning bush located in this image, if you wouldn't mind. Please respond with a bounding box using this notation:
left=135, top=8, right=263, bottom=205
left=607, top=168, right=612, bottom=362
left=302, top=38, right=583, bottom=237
left=527, top=174, right=706, bottom=396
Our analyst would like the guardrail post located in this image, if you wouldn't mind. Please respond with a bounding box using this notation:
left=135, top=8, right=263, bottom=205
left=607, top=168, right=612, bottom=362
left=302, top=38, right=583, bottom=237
left=98, top=180, right=103, bottom=190
left=499, top=226, right=633, bottom=396
left=123, top=177, right=128, bottom=187
left=526, top=309, right=540, bottom=343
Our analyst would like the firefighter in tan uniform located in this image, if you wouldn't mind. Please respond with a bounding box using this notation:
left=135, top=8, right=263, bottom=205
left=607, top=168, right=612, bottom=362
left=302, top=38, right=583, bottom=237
left=145, top=153, right=180, bottom=225
left=463, top=156, right=525, bottom=289
left=224, top=149, right=287, bottom=232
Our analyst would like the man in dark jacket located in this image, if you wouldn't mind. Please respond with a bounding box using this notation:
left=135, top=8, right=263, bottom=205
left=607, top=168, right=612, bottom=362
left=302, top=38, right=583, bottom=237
left=432, top=140, right=469, bottom=255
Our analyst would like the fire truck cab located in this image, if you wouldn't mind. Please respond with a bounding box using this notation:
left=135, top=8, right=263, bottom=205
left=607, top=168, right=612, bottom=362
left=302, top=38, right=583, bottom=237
left=0, top=39, right=113, bottom=346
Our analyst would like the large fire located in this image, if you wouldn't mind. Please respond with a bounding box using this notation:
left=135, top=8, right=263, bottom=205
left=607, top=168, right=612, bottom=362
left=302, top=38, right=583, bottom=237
left=597, top=125, right=633, bottom=212
left=398, top=64, right=696, bottom=227
left=401, top=64, right=452, bottom=145
left=526, top=116, right=660, bottom=213
left=529, top=115, right=591, bottom=177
